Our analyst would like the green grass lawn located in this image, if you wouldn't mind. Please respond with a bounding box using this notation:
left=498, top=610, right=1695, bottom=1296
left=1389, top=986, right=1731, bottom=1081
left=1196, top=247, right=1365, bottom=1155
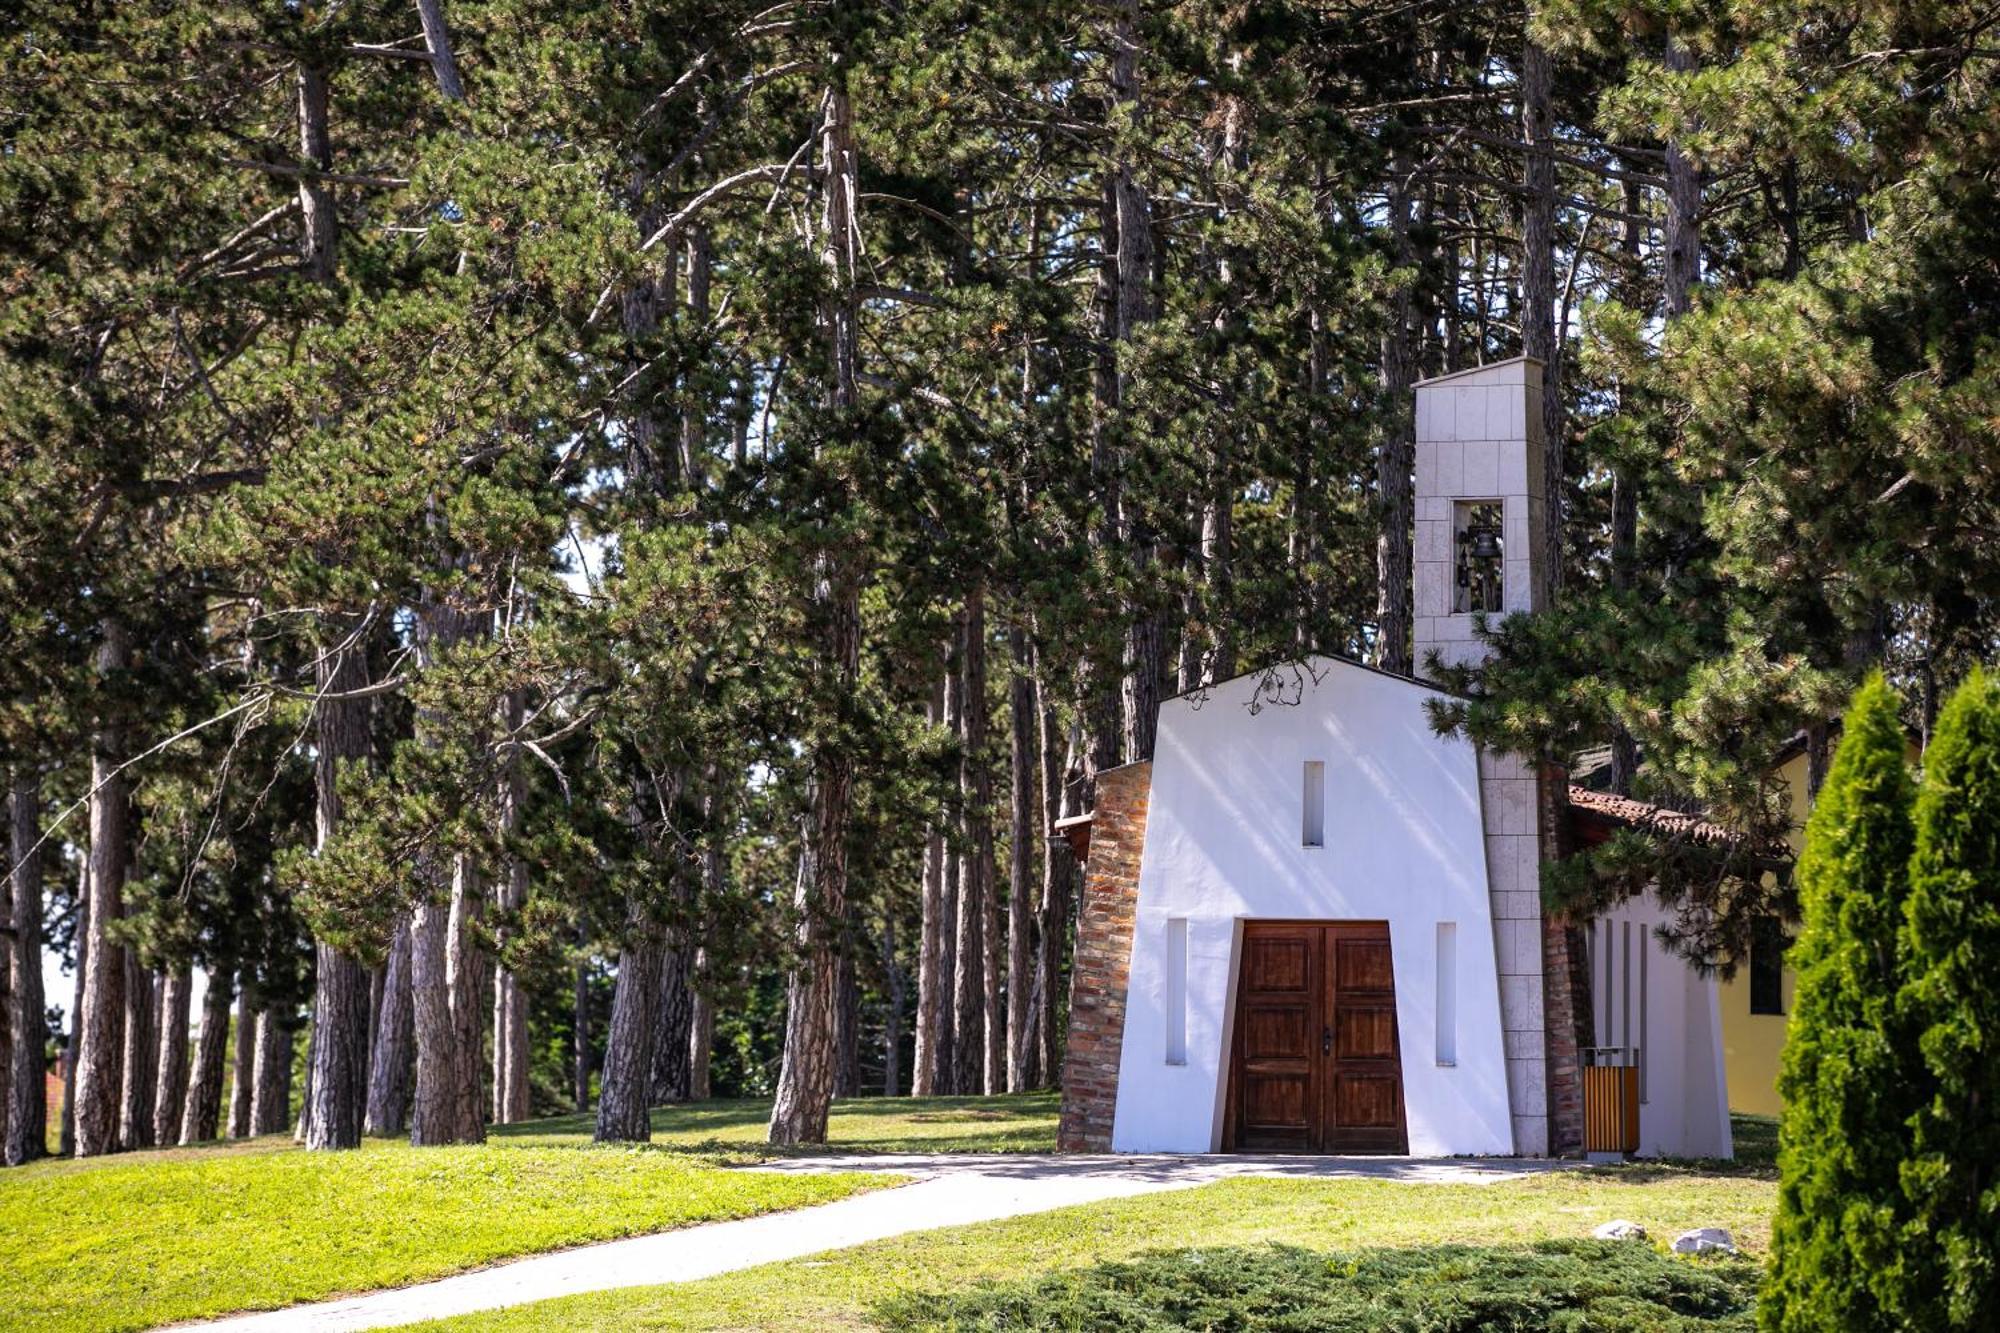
left=497, top=1091, right=1061, bottom=1157
left=413, top=1129, right=1780, bottom=1331
left=0, top=1092, right=1063, bottom=1333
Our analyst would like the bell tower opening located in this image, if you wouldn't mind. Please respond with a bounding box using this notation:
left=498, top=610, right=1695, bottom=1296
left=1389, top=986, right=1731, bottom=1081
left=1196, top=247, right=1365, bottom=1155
left=1453, top=501, right=1505, bottom=615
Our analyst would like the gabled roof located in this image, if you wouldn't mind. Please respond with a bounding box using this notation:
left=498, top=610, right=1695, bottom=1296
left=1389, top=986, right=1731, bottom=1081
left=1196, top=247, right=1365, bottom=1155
left=1160, top=650, right=1464, bottom=708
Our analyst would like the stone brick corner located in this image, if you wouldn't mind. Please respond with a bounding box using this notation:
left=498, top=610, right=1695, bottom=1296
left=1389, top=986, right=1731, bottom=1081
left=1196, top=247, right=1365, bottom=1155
left=1056, top=760, right=1152, bottom=1153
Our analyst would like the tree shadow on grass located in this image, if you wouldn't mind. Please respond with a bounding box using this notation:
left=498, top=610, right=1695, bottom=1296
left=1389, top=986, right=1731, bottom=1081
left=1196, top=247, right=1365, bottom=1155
left=487, top=1093, right=1060, bottom=1159
left=876, top=1239, right=1760, bottom=1332
left=1581, top=1114, right=1780, bottom=1186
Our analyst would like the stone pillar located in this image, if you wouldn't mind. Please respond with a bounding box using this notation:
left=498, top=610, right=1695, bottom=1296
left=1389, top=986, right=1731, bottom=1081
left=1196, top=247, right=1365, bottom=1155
left=1413, top=356, right=1578, bottom=1156
left=1479, top=747, right=1549, bottom=1155
left=1056, top=761, right=1152, bottom=1152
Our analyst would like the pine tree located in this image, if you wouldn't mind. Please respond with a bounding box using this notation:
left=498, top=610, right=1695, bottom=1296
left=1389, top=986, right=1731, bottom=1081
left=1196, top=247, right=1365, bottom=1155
left=1763, top=674, right=1916, bottom=1333
left=1891, top=669, right=2000, bottom=1329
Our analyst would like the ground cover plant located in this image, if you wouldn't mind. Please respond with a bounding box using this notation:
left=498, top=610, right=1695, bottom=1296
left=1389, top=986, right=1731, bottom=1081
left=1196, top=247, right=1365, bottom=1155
left=879, top=1239, right=1757, bottom=1332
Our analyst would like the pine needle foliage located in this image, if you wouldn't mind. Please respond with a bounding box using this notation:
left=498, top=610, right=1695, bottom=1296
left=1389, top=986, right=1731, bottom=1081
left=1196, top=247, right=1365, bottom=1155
left=1763, top=674, right=1915, bottom=1333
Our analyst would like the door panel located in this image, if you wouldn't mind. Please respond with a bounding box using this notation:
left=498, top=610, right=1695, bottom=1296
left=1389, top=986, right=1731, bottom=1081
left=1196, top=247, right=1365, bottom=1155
left=1228, top=924, right=1319, bottom=1151
left=1243, top=1007, right=1308, bottom=1060
left=1334, top=1005, right=1396, bottom=1060
left=1323, top=923, right=1408, bottom=1153
left=1334, top=1073, right=1401, bottom=1128
left=1245, top=936, right=1311, bottom=992
left=1335, top=937, right=1394, bottom=990
left=1227, top=921, right=1408, bottom=1154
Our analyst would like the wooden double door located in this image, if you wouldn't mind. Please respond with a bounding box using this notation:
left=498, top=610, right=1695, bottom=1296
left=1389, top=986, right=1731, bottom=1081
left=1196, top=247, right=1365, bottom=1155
left=1223, top=921, right=1408, bottom=1154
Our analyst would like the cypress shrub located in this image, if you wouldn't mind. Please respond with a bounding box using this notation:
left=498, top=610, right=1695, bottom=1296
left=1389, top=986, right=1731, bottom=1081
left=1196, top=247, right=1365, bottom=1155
left=1892, top=668, right=2000, bottom=1329
left=1763, top=674, right=1916, bottom=1333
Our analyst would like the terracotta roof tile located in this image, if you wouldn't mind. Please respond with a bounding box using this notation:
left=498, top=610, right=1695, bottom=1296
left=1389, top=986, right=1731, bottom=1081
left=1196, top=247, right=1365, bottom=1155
left=1566, top=786, right=1738, bottom=846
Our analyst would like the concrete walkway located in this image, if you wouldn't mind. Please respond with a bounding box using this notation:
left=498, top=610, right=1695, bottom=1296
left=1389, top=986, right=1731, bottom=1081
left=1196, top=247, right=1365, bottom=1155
left=182, top=1152, right=1565, bottom=1332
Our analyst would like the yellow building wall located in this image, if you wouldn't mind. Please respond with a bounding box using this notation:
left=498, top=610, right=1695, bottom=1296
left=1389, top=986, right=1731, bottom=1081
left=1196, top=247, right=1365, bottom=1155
left=1719, top=958, right=1796, bottom=1116
left=1718, top=751, right=1812, bottom=1117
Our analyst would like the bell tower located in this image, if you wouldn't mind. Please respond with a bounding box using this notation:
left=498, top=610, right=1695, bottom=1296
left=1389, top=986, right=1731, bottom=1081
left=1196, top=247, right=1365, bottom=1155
left=1411, top=354, right=1575, bottom=1158
left=1413, top=355, right=1546, bottom=674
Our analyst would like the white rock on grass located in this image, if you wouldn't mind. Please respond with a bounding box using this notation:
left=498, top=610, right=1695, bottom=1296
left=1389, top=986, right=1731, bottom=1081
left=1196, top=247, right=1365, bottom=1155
left=1672, top=1227, right=1737, bottom=1255
left=1593, top=1220, right=1648, bottom=1241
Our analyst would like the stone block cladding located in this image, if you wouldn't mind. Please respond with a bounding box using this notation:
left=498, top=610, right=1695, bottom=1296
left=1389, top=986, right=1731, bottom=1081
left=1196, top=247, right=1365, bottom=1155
left=1056, top=761, right=1152, bottom=1152
left=1412, top=357, right=1546, bottom=672
left=1416, top=356, right=1585, bottom=1158
left=1479, top=745, right=1549, bottom=1155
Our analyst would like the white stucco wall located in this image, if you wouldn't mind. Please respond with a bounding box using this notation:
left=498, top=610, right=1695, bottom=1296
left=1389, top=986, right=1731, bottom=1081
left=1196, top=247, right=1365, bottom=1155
left=1108, top=656, right=1515, bottom=1156
left=1585, top=893, right=1734, bottom=1159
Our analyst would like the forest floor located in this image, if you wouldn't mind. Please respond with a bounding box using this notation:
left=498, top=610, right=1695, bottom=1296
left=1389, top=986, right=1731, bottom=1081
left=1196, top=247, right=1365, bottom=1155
left=0, top=1091, right=1060, bottom=1333
left=403, top=1116, right=1781, bottom=1333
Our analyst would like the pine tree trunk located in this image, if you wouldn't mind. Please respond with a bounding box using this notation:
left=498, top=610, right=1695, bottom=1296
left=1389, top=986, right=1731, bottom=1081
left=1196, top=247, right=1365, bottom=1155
left=832, top=950, right=861, bottom=1099
left=74, top=620, right=131, bottom=1157
left=1109, top=0, right=1163, bottom=763
left=180, top=971, right=231, bottom=1145
left=913, top=662, right=950, bottom=1096
left=295, top=64, right=337, bottom=281
left=1607, top=171, right=1646, bottom=795
left=294, top=1042, right=313, bottom=1144
left=768, top=58, right=863, bottom=1149
left=879, top=921, right=904, bottom=1096
left=59, top=857, right=86, bottom=1157
left=1036, top=676, right=1080, bottom=1086
left=687, top=947, right=712, bottom=1102
left=1005, top=627, right=1037, bottom=1092
left=982, top=844, right=1002, bottom=1095
left=1521, top=33, right=1562, bottom=604
left=250, top=1007, right=292, bottom=1136
left=1663, top=35, right=1703, bottom=318
left=572, top=940, right=593, bottom=1112
left=951, top=602, right=986, bottom=1098
left=491, top=964, right=529, bottom=1124
left=1087, top=177, right=1128, bottom=778
left=911, top=812, right=946, bottom=1095
left=1296, top=290, right=1326, bottom=654
left=6, top=773, right=47, bottom=1164
left=649, top=942, right=694, bottom=1104
left=414, top=0, right=466, bottom=100
left=408, top=598, right=489, bottom=1148
left=491, top=693, right=532, bottom=1126
left=767, top=574, right=861, bottom=1142
left=365, top=921, right=415, bottom=1135
left=119, top=962, right=159, bottom=1151
left=307, top=631, right=372, bottom=1150
left=595, top=923, right=662, bottom=1142
left=227, top=979, right=255, bottom=1138
left=1377, top=155, right=1417, bottom=676
left=152, top=968, right=191, bottom=1148
left=305, top=943, right=368, bottom=1149
left=940, top=819, right=961, bottom=1092
left=408, top=879, right=486, bottom=1145
left=970, top=592, right=1004, bottom=1095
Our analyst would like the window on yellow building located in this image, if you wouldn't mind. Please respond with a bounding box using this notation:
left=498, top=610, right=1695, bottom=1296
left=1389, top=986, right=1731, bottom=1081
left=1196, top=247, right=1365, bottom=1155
left=1749, top=916, right=1787, bottom=1016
